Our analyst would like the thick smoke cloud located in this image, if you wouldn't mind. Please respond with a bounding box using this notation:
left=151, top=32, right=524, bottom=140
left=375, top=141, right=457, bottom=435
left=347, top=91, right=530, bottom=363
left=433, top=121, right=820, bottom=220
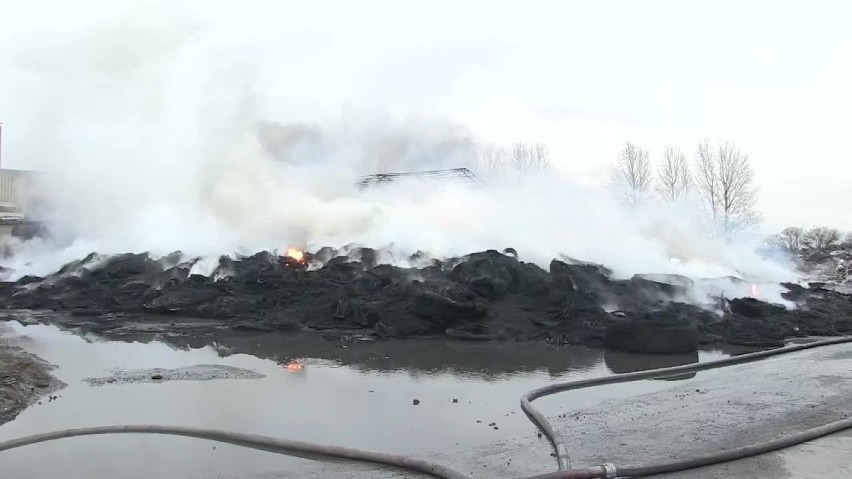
left=0, top=1, right=798, bottom=304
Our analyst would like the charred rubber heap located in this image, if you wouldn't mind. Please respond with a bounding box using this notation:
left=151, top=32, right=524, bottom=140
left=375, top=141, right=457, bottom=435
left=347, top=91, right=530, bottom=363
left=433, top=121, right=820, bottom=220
left=2, top=248, right=851, bottom=352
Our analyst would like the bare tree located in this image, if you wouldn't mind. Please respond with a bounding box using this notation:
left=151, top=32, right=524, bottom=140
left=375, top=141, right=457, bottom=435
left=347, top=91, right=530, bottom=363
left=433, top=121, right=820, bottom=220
left=509, top=141, right=552, bottom=174
left=476, top=144, right=508, bottom=177
left=764, top=234, right=784, bottom=251
left=510, top=142, right=530, bottom=172
left=694, top=140, right=718, bottom=219
left=529, top=142, right=553, bottom=171
left=611, top=141, right=652, bottom=206
left=778, top=226, right=805, bottom=252
left=475, top=141, right=552, bottom=178
left=804, top=226, right=841, bottom=251
left=656, top=145, right=691, bottom=202
left=693, top=139, right=760, bottom=237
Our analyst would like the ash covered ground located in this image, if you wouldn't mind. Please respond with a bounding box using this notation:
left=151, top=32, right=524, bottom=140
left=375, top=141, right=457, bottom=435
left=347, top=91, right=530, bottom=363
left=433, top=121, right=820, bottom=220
left=2, top=247, right=850, bottom=352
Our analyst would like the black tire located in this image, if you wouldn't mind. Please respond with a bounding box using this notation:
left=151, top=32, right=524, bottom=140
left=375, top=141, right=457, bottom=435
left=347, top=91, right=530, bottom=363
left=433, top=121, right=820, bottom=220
left=604, top=349, right=698, bottom=380
left=605, top=320, right=699, bottom=354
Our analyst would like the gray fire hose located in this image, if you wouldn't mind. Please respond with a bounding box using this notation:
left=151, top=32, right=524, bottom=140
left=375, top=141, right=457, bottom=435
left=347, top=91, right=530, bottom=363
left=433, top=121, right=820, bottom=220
left=1, top=336, right=851, bottom=478
left=521, top=335, right=852, bottom=471
left=0, top=425, right=470, bottom=479
left=519, top=335, right=852, bottom=478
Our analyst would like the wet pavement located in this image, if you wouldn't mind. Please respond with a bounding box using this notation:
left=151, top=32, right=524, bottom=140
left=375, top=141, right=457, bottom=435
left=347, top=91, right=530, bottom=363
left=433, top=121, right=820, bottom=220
left=0, top=320, right=849, bottom=478
left=464, top=340, right=852, bottom=479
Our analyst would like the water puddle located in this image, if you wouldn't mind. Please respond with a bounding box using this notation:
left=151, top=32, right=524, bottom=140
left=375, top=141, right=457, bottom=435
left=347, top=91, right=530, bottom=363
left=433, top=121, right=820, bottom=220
left=0, top=321, right=738, bottom=478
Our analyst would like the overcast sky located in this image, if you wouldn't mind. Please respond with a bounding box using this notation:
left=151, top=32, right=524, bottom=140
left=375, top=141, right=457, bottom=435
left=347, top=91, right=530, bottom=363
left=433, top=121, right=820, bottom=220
left=2, top=0, right=851, bottom=232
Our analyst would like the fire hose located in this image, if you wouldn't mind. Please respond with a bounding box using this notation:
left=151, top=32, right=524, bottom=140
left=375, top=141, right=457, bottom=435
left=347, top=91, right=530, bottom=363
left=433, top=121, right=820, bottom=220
left=1, top=336, right=851, bottom=478
left=520, top=335, right=852, bottom=477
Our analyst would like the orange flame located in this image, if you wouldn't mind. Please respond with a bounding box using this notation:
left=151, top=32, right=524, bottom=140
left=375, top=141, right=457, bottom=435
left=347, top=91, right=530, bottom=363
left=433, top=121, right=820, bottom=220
left=286, top=362, right=304, bottom=371
left=286, top=248, right=305, bottom=262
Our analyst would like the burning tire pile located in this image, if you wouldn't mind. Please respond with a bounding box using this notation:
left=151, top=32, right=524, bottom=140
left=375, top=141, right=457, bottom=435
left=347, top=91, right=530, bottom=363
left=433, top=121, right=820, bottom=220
left=1, top=248, right=851, bottom=353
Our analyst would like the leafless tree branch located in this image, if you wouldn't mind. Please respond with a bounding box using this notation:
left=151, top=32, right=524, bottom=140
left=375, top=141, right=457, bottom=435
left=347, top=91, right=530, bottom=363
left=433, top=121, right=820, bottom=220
left=778, top=226, right=805, bottom=251
left=611, top=141, right=652, bottom=207
left=512, top=142, right=551, bottom=173
left=475, top=141, right=552, bottom=178
left=693, top=139, right=760, bottom=237
left=656, top=145, right=691, bottom=202
left=804, top=227, right=841, bottom=251
left=510, top=142, right=530, bottom=172
left=475, top=144, right=508, bottom=177
left=529, top=142, right=553, bottom=172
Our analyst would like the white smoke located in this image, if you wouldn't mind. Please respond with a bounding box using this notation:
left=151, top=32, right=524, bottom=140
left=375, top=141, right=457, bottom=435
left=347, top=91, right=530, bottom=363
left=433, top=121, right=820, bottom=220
left=0, top=0, right=800, bottom=301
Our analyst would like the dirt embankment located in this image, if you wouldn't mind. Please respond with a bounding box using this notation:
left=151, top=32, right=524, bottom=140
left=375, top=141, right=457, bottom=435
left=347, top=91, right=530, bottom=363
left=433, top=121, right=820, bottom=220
left=0, top=329, right=65, bottom=426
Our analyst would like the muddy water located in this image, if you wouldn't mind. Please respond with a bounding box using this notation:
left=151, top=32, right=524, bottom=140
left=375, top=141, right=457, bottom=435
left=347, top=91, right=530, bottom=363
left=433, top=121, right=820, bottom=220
left=0, top=322, right=739, bottom=479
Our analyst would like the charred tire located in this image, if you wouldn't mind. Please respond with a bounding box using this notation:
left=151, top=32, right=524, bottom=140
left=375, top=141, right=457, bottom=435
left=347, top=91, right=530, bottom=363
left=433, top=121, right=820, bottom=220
left=605, top=320, right=699, bottom=354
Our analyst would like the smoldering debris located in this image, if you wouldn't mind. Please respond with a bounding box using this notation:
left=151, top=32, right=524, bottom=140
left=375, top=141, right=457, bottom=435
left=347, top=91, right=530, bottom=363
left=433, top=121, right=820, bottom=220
left=0, top=248, right=850, bottom=353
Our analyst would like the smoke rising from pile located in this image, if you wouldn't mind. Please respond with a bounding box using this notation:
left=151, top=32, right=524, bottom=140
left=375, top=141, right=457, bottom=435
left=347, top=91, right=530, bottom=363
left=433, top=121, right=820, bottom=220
left=0, top=1, right=799, bottom=302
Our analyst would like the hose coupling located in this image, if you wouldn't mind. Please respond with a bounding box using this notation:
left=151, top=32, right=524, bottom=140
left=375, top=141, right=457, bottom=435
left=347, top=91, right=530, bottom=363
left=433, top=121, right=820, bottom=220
left=599, top=462, right=617, bottom=478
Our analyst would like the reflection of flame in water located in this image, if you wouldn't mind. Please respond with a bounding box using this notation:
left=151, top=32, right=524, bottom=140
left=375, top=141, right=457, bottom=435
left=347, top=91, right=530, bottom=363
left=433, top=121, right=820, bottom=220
left=286, top=248, right=305, bottom=262
left=751, top=284, right=759, bottom=298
